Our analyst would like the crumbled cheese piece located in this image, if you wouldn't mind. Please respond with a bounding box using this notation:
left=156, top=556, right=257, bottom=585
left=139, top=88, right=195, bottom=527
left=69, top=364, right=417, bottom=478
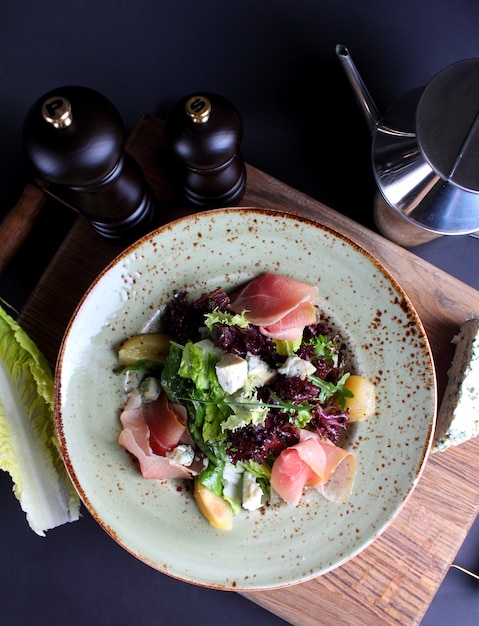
left=165, top=444, right=195, bottom=466
left=195, top=337, right=223, bottom=356
left=433, top=319, right=479, bottom=452
left=246, top=352, right=276, bottom=386
left=138, top=376, right=162, bottom=402
left=222, top=462, right=243, bottom=512
left=278, top=355, right=316, bottom=380
left=242, top=471, right=264, bottom=511
left=215, top=354, right=248, bottom=394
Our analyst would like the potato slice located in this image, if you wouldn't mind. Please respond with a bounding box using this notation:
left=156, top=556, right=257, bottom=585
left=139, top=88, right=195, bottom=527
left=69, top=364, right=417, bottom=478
left=118, top=333, right=171, bottom=366
left=194, top=480, right=233, bottom=530
left=343, top=375, right=376, bottom=421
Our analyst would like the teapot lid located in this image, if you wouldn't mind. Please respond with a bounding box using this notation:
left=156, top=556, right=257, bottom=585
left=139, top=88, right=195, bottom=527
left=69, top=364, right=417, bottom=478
left=416, top=58, right=479, bottom=192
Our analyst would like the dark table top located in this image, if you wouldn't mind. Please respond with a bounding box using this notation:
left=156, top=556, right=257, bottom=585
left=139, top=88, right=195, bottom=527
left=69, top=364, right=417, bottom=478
left=1, top=2, right=478, bottom=625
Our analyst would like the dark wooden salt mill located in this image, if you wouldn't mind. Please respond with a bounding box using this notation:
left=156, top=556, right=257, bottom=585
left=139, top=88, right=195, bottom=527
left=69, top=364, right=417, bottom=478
left=22, top=86, right=158, bottom=244
left=164, top=92, right=246, bottom=207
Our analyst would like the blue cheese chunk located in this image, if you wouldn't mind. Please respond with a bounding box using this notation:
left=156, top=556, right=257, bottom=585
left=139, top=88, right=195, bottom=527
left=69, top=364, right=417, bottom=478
left=433, top=319, right=479, bottom=452
left=138, top=376, right=162, bottom=402
left=215, top=354, right=248, bottom=394
left=242, top=471, right=264, bottom=511
left=246, top=352, right=276, bottom=386
left=278, top=355, right=316, bottom=380
left=165, top=444, right=195, bottom=466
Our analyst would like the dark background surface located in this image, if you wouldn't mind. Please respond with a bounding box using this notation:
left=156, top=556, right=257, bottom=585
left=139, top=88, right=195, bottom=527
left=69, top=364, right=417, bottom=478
left=1, top=2, right=478, bottom=625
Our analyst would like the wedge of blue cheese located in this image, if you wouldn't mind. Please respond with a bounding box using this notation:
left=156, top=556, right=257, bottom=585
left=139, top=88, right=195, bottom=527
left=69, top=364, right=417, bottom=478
left=215, top=353, right=248, bottom=394
left=433, top=318, right=479, bottom=452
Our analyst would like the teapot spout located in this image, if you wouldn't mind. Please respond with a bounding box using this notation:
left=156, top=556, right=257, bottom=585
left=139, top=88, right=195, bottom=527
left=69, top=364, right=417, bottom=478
left=336, top=44, right=380, bottom=133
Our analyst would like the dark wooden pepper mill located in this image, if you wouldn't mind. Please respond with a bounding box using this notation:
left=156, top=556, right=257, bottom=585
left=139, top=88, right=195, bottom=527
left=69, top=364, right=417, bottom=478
left=164, top=92, right=246, bottom=207
left=22, top=86, right=158, bottom=243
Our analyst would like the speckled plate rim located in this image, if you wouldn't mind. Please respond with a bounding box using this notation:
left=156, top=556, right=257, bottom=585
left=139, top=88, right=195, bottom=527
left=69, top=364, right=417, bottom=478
left=54, top=207, right=437, bottom=590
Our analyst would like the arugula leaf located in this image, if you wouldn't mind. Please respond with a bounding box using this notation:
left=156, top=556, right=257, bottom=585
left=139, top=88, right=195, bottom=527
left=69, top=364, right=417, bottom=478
left=333, top=374, right=355, bottom=410
left=309, top=372, right=353, bottom=409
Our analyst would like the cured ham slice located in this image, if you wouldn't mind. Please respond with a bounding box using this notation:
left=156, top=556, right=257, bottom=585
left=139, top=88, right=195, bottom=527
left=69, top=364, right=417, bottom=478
left=230, top=273, right=318, bottom=327
left=270, top=429, right=356, bottom=505
left=299, top=430, right=356, bottom=502
left=260, top=301, right=318, bottom=341
left=143, top=392, right=188, bottom=455
left=269, top=448, right=319, bottom=506
left=118, top=390, right=200, bottom=480
left=119, top=429, right=195, bottom=480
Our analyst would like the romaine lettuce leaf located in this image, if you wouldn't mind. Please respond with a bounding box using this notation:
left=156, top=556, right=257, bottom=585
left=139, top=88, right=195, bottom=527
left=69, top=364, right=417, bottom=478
left=0, top=306, right=80, bottom=535
left=197, top=441, right=227, bottom=495
left=178, top=341, right=212, bottom=390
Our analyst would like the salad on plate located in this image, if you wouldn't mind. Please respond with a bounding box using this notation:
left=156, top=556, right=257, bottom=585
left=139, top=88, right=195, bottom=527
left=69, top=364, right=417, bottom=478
left=117, top=272, right=375, bottom=530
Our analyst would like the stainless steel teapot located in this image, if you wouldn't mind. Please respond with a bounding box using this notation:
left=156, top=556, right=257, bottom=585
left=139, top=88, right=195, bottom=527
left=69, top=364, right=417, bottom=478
left=336, top=44, right=479, bottom=246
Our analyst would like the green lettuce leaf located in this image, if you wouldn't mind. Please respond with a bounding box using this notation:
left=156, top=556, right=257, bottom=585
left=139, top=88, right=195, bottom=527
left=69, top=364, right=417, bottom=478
left=273, top=337, right=302, bottom=356
left=221, top=383, right=269, bottom=432
left=221, top=461, right=243, bottom=514
left=0, top=306, right=80, bottom=535
left=161, top=342, right=192, bottom=404
left=178, top=340, right=213, bottom=390
left=203, top=309, right=250, bottom=331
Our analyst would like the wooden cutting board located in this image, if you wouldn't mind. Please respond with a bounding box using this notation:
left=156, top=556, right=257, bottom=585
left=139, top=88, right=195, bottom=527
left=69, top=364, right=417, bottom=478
left=12, top=115, right=479, bottom=626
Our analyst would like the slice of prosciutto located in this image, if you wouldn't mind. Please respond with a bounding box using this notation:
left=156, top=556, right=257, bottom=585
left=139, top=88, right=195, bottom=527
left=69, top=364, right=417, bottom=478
left=260, top=301, right=318, bottom=341
left=142, top=392, right=190, bottom=455
left=270, top=429, right=356, bottom=506
left=230, top=273, right=318, bottom=336
left=118, top=390, right=201, bottom=480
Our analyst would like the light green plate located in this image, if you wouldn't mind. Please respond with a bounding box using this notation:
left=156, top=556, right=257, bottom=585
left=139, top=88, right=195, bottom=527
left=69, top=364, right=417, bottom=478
left=54, top=207, right=436, bottom=590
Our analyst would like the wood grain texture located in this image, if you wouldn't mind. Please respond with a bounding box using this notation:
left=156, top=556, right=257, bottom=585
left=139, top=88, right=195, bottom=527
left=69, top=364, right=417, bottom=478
left=13, top=115, right=479, bottom=626
left=0, top=184, right=49, bottom=273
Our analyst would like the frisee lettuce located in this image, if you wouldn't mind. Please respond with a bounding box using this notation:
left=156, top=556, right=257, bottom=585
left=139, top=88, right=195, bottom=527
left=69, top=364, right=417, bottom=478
left=308, top=334, right=338, bottom=363
left=204, top=310, right=250, bottom=331
left=0, top=306, right=80, bottom=535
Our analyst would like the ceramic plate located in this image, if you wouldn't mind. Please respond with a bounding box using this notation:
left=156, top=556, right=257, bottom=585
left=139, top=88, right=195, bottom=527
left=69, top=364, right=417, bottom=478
left=54, top=207, right=436, bottom=590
